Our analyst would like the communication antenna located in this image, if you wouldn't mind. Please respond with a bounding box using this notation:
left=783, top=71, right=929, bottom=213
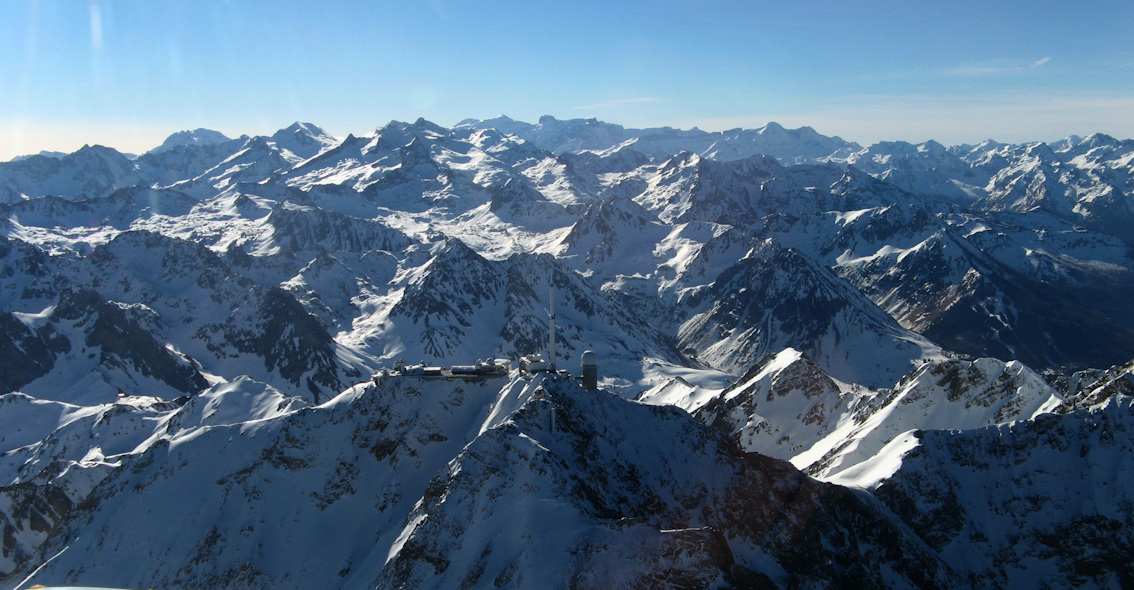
left=549, top=283, right=557, bottom=372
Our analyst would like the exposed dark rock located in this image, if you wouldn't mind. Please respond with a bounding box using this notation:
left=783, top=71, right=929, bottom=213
left=55, top=287, right=209, bottom=395
left=0, top=483, right=73, bottom=577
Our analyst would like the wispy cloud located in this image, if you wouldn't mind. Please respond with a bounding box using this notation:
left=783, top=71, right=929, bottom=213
left=89, top=1, right=103, bottom=51
left=944, top=65, right=1011, bottom=76
left=574, top=97, right=663, bottom=110
left=944, top=57, right=1052, bottom=76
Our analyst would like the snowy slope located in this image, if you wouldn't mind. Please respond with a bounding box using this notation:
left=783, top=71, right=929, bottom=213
left=2, top=286, right=209, bottom=405
left=146, top=128, right=231, bottom=156
left=811, top=356, right=1062, bottom=481
left=2, top=374, right=958, bottom=589
left=868, top=394, right=1134, bottom=589
left=0, top=187, right=198, bottom=237
left=457, top=116, right=861, bottom=164
left=378, top=375, right=955, bottom=589
left=1, top=116, right=1133, bottom=588
left=3, top=363, right=1130, bottom=588
left=694, top=350, right=1062, bottom=482
left=47, top=231, right=365, bottom=402
left=0, top=146, right=146, bottom=203
left=0, top=348, right=1129, bottom=589
left=4, top=115, right=1133, bottom=402
left=674, top=240, right=941, bottom=386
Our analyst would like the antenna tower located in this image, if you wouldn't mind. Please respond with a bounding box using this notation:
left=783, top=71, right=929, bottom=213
left=549, top=284, right=557, bottom=372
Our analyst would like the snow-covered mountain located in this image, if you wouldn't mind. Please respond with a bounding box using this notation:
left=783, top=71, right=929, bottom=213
left=2, top=374, right=960, bottom=588
left=3, top=365, right=1130, bottom=589
left=145, top=128, right=232, bottom=156
left=0, top=146, right=145, bottom=203
left=456, top=116, right=862, bottom=165
left=2, top=116, right=1134, bottom=588
left=692, top=349, right=1062, bottom=481
left=869, top=393, right=1134, bottom=588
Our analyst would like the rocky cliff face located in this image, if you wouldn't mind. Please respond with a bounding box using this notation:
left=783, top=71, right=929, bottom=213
left=379, top=377, right=958, bottom=589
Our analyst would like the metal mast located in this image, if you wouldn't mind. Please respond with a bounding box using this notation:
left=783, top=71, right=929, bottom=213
left=549, top=284, right=557, bottom=372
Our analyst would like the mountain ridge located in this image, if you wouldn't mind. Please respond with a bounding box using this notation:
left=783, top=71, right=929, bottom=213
left=1, top=115, right=1133, bottom=589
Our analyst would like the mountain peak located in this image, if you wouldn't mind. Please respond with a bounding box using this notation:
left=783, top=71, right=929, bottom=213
left=269, top=122, right=338, bottom=160
left=411, top=117, right=447, bottom=134
left=147, top=128, right=231, bottom=156
left=759, top=121, right=787, bottom=133
left=277, top=121, right=329, bottom=136
left=8, top=150, right=68, bottom=162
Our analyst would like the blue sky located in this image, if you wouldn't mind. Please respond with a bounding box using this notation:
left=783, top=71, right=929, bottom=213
left=2, top=0, right=1133, bottom=159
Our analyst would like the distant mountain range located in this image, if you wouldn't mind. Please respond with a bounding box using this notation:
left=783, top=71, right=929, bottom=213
left=1, top=117, right=1132, bottom=588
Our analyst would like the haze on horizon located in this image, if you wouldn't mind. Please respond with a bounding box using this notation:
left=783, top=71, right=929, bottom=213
left=2, top=0, right=1132, bottom=161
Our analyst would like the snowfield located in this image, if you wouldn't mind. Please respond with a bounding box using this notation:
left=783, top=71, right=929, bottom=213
left=2, top=116, right=1133, bottom=588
